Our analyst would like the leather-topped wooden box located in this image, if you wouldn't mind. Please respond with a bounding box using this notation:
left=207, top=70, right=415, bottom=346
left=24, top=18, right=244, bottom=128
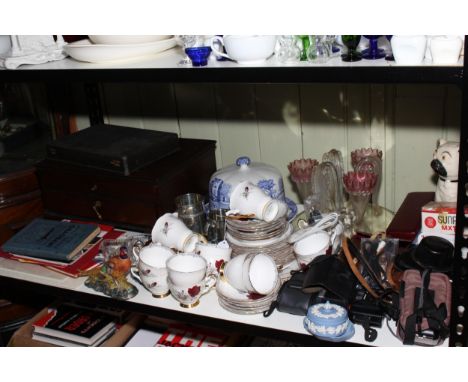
left=35, top=138, right=216, bottom=232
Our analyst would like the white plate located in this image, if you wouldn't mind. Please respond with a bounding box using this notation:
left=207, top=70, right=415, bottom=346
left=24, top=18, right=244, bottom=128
left=88, top=35, right=172, bottom=45
left=64, top=38, right=177, bottom=63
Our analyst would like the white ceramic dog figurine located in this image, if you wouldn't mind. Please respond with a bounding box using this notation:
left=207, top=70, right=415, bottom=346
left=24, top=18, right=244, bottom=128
left=431, top=139, right=459, bottom=202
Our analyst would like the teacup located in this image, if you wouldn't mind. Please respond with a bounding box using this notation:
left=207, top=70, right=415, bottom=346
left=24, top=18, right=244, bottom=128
left=152, top=212, right=203, bottom=252
left=166, top=253, right=216, bottom=308
left=210, top=35, right=277, bottom=65
left=230, top=181, right=279, bottom=222
left=130, top=243, right=174, bottom=298
left=195, top=240, right=232, bottom=275
left=221, top=253, right=278, bottom=295
left=293, top=230, right=330, bottom=267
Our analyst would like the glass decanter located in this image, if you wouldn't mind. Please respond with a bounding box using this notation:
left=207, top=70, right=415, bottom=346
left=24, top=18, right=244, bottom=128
left=307, top=35, right=331, bottom=64
left=277, top=35, right=301, bottom=64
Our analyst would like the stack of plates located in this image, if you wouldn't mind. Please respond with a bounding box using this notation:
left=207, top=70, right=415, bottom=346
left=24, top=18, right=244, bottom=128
left=225, top=218, right=298, bottom=281
left=226, top=218, right=287, bottom=241
left=216, top=276, right=281, bottom=315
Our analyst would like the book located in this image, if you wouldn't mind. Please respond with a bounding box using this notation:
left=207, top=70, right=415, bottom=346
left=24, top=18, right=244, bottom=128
left=32, top=327, right=116, bottom=347
left=0, top=224, right=127, bottom=278
left=9, top=232, right=104, bottom=266
left=1, top=218, right=100, bottom=263
left=125, top=324, right=235, bottom=347
left=32, top=304, right=116, bottom=346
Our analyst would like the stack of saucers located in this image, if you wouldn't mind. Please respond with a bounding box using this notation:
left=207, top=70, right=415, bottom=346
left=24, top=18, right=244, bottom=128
left=216, top=276, right=281, bottom=315
left=225, top=217, right=298, bottom=282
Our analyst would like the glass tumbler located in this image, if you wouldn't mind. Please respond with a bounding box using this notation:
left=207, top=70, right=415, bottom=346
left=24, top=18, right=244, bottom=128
left=204, top=208, right=228, bottom=243
left=175, top=193, right=207, bottom=235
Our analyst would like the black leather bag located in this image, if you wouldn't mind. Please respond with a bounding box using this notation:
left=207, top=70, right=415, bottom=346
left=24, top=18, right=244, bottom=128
left=263, top=270, right=314, bottom=317
left=263, top=255, right=355, bottom=317
left=302, top=254, right=358, bottom=306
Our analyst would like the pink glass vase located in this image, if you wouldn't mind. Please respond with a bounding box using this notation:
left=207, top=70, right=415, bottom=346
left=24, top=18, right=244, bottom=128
left=343, top=171, right=378, bottom=225
left=287, top=158, right=319, bottom=203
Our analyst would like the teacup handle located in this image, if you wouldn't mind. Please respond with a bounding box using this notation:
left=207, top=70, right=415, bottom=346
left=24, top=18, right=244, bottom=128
left=200, top=273, right=217, bottom=296
left=198, top=233, right=208, bottom=244
left=210, top=36, right=230, bottom=60
left=129, top=267, right=143, bottom=286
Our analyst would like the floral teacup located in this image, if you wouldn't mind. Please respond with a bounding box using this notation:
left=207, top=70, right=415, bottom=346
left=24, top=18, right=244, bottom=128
left=166, top=253, right=216, bottom=308
left=195, top=240, right=232, bottom=276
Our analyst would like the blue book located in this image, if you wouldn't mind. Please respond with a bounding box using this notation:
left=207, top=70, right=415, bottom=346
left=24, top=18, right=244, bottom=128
left=2, top=218, right=100, bottom=263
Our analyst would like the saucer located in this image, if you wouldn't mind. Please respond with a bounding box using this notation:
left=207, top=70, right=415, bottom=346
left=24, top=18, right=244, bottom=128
left=226, top=223, right=293, bottom=247
left=303, top=317, right=355, bottom=343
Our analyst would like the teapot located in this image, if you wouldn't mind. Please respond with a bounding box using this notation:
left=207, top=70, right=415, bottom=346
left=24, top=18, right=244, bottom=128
left=208, top=156, right=297, bottom=219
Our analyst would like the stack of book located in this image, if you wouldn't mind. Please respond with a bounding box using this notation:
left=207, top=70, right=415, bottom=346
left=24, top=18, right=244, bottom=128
left=125, top=320, right=244, bottom=347
left=31, top=304, right=117, bottom=347
left=2, top=218, right=101, bottom=262
left=0, top=219, right=125, bottom=277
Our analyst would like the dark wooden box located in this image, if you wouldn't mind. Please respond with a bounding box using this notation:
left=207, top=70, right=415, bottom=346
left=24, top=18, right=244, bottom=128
left=35, top=138, right=216, bottom=232
left=46, top=124, right=180, bottom=176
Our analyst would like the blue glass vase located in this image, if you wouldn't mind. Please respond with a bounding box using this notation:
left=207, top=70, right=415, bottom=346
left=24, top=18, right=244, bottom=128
left=362, top=35, right=386, bottom=60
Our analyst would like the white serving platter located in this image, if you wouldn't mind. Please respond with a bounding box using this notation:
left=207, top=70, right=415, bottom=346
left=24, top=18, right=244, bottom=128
left=88, top=35, right=172, bottom=45
left=64, top=38, right=177, bottom=63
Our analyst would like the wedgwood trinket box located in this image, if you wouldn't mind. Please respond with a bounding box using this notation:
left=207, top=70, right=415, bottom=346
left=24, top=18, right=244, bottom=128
left=303, top=301, right=355, bottom=342
left=208, top=156, right=297, bottom=219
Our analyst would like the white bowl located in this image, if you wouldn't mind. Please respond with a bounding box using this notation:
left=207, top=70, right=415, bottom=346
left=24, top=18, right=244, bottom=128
left=88, top=35, right=173, bottom=45
left=211, top=35, right=277, bottom=65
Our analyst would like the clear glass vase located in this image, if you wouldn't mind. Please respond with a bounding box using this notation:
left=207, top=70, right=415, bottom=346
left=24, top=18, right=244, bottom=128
left=293, top=180, right=313, bottom=204
left=348, top=192, right=371, bottom=225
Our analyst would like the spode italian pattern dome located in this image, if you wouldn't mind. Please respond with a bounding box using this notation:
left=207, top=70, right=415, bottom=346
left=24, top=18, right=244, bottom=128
left=209, top=156, right=297, bottom=219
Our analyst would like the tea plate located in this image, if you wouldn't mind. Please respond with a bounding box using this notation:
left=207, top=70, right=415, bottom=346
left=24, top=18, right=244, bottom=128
left=226, top=223, right=293, bottom=248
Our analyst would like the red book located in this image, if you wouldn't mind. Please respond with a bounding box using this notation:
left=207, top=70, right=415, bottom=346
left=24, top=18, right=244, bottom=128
left=32, top=304, right=116, bottom=346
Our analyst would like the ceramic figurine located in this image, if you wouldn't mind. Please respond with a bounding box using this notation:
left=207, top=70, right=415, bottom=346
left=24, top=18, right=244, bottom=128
left=82, top=264, right=138, bottom=300
left=431, top=139, right=459, bottom=202
left=82, top=243, right=138, bottom=299
left=0, top=35, right=67, bottom=69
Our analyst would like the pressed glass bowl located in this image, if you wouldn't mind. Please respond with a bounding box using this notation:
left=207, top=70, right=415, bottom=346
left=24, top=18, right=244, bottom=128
left=185, top=46, right=212, bottom=67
